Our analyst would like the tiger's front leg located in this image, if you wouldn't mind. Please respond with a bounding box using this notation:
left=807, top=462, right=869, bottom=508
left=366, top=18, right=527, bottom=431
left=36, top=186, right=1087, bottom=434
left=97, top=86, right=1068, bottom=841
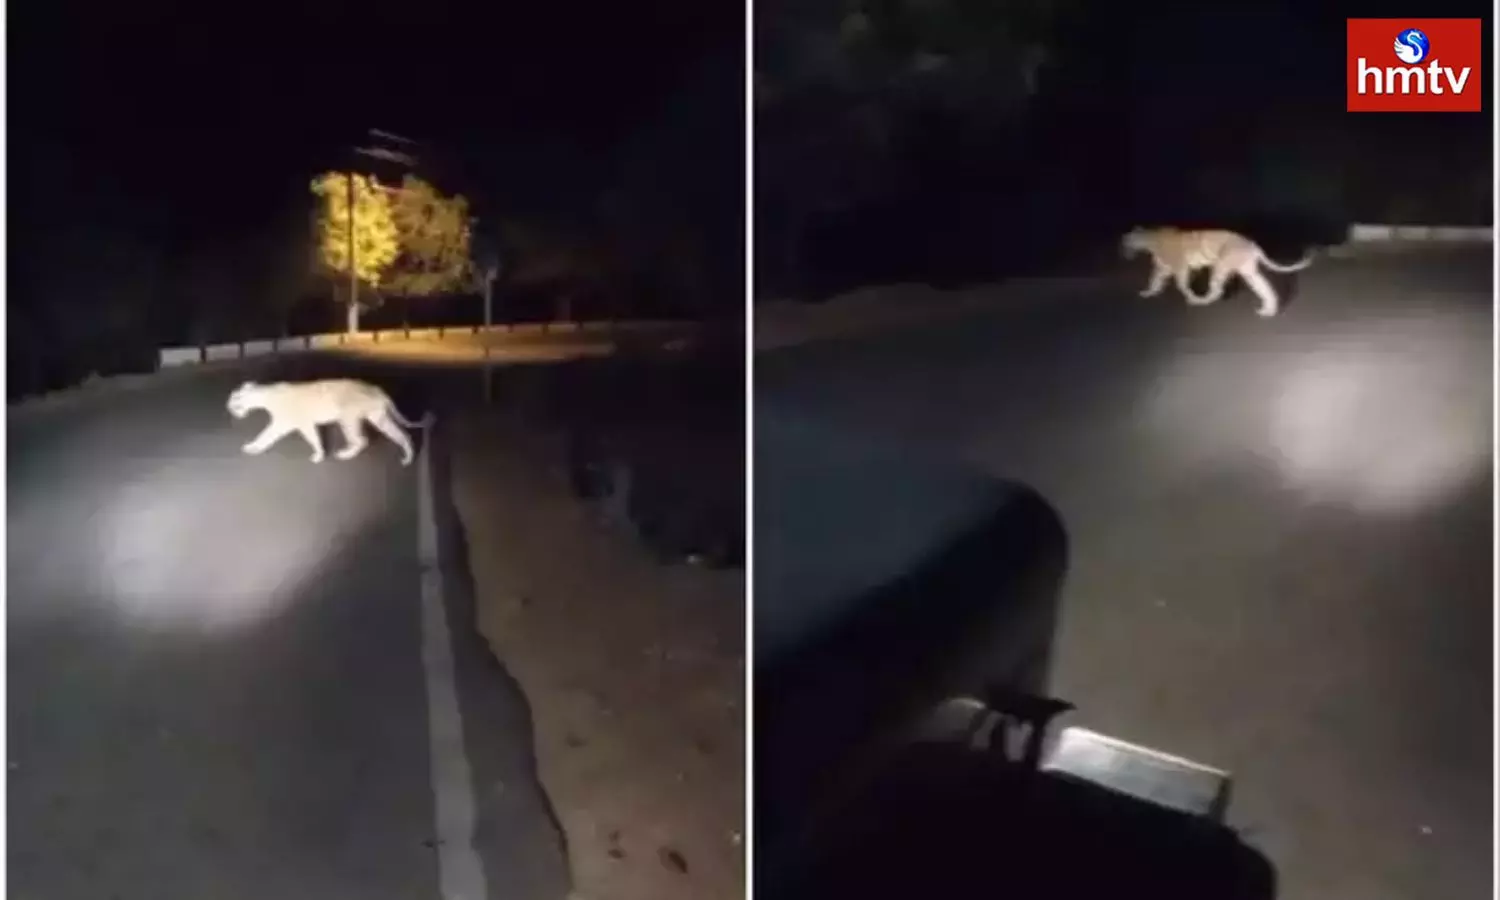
left=1139, top=264, right=1170, bottom=297
left=296, top=424, right=326, bottom=463
left=243, top=421, right=292, bottom=455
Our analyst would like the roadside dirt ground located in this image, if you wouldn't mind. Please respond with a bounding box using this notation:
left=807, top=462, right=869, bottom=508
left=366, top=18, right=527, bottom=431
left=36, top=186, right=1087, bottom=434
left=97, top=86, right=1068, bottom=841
left=448, top=400, right=745, bottom=900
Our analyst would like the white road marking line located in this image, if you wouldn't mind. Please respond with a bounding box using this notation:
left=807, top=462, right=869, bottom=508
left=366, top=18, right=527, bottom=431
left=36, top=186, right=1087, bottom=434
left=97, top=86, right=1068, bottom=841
left=418, top=440, right=490, bottom=900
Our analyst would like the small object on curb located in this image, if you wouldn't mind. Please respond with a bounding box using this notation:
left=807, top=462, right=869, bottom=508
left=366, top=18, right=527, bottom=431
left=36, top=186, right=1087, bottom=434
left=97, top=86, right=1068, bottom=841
left=659, top=846, right=689, bottom=874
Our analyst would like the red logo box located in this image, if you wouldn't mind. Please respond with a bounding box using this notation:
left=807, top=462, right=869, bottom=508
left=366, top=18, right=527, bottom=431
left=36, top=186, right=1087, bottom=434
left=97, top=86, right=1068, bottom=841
left=1346, top=18, right=1483, bottom=113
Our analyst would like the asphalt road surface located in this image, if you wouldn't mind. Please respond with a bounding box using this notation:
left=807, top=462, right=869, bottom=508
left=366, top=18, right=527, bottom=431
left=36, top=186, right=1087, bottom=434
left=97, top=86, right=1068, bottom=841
left=8, top=360, right=568, bottom=899
left=756, top=247, right=1493, bottom=900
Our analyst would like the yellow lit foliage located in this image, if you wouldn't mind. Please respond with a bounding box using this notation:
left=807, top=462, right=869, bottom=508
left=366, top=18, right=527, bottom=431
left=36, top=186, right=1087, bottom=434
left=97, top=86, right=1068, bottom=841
left=385, top=176, right=474, bottom=297
left=310, top=172, right=400, bottom=286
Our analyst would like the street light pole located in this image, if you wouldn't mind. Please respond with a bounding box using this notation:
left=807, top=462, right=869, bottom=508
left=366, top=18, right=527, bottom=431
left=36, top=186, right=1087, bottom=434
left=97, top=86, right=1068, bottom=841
left=483, top=272, right=494, bottom=342
left=346, top=170, right=359, bottom=334
left=348, top=129, right=420, bottom=336
left=471, top=217, right=502, bottom=402
left=474, top=219, right=498, bottom=339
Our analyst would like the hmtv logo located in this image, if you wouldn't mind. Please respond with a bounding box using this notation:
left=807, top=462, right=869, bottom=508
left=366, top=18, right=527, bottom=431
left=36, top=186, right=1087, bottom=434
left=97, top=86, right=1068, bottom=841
left=1346, top=18, right=1483, bottom=112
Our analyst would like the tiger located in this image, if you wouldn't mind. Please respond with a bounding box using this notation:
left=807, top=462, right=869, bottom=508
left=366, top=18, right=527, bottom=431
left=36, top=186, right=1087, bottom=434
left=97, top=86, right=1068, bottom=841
left=226, top=378, right=435, bottom=465
left=1120, top=226, right=1316, bottom=318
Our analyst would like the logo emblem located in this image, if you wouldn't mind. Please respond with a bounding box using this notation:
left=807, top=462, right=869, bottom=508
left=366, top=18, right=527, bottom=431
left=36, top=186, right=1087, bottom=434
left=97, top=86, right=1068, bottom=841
left=1393, top=28, right=1429, bottom=65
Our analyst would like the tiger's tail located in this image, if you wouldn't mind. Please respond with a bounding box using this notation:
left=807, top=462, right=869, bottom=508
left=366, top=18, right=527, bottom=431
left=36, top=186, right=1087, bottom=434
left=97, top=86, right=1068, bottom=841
left=388, top=401, right=436, bottom=429
left=1258, top=249, right=1315, bottom=273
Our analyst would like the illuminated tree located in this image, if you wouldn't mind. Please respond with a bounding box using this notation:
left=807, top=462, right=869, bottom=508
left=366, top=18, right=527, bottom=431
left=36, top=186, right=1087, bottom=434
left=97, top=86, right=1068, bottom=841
left=384, top=175, right=474, bottom=299
left=309, top=172, right=400, bottom=287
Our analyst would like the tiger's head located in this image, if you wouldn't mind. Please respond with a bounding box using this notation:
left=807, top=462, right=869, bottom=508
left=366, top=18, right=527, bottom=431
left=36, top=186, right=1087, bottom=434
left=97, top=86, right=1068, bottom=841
left=1120, top=227, right=1151, bottom=259
left=226, top=381, right=264, bottom=420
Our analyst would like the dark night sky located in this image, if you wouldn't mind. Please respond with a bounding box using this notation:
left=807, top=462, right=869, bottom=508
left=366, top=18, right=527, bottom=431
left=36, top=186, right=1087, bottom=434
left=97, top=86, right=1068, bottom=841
left=1131, top=1, right=1491, bottom=120
left=1084, top=2, right=1492, bottom=192
left=11, top=0, right=1489, bottom=282
left=11, top=0, right=744, bottom=245
left=15, top=0, right=1489, bottom=235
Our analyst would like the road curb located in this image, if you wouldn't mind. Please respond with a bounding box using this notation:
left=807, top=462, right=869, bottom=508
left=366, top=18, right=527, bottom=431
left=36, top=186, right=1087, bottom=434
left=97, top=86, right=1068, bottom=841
left=416, top=430, right=492, bottom=900
left=419, top=423, right=575, bottom=900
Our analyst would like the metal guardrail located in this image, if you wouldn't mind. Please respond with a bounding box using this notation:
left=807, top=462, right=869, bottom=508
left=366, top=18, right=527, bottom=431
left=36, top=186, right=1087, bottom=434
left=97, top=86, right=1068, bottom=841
left=1347, top=222, right=1493, bottom=243
left=157, top=320, right=684, bottom=369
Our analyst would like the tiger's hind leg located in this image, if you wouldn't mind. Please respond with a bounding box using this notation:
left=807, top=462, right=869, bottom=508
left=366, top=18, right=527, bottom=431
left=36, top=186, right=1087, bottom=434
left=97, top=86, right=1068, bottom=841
left=1180, top=262, right=1230, bottom=307
left=369, top=412, right=417, bottom=466
left=1175, top=267, right=1214, bottom=305
left=1241, top=266, right=1281, bottom=317
left=335, top=417, right=369, bottom=460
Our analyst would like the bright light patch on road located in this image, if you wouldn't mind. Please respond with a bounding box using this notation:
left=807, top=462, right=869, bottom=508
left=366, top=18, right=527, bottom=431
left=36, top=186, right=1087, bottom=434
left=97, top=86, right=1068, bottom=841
left=1141, top=313, right=1490, bottom=515
left=88, top=445, right=389, bottom=637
